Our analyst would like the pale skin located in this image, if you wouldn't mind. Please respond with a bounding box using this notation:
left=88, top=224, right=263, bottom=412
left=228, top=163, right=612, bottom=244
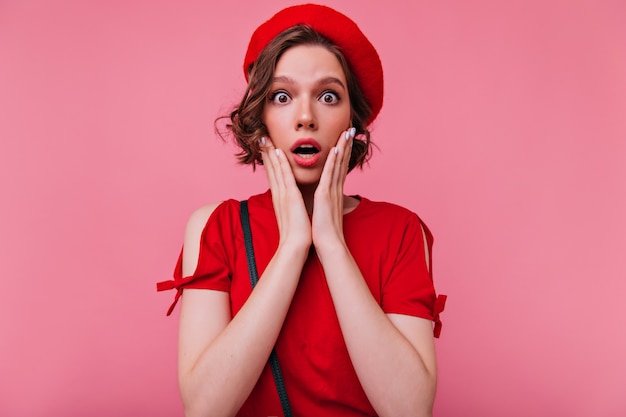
left=178, top=45, right=437, bottom=417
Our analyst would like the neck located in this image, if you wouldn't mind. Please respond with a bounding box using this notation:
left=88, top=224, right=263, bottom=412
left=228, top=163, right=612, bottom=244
left=298, top=183, right=317, bottom=215
left=297, top=183, right=356, bottom=216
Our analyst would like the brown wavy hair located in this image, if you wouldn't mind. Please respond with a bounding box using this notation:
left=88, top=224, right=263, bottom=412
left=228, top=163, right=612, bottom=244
left=216, top=25, right=374, bottom=171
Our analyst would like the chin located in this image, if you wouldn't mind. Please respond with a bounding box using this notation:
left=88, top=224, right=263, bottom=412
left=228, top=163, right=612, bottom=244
left=295, top=177, right=321, bottom=187
left=293, top=170, right=322, bottom=187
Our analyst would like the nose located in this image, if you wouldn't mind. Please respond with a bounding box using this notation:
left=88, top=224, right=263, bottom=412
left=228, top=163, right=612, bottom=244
left=295, top=99, right=317, bottom=130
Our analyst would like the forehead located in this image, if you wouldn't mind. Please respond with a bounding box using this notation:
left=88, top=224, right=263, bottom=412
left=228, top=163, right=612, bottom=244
left=273, top=44, right=347, bottom=83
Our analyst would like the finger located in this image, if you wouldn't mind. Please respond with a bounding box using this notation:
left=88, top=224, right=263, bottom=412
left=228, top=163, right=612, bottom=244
left=330, top=129, right=352, bottom=193
left=264, top=136, right=298, bottom=194
left=262, top=138, right=293, bottom=228
left=274, top=147, right=295, bottom=192
left=267, top=147, right=286, bottom=192
left=263, top=138, right=292, bottom=217
left=318, top=142, right=339, bottom=195
left=341, top=127, right=355, bottom=174
left=263, top=139, right=295, bottom=192
left=337, top=128, right=354, bottom=176
left=260, top=136, right=280, bottom=192
left=281, top=156, right=300, bottom=194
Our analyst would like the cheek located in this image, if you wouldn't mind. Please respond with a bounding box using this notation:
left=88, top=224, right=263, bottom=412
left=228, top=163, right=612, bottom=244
left=338, top=102, right=352, bottom=126
left=262, top=109, right=275, bottom=131
left=261, top=108, right=269, bottom=129
left=263, top=109, right=291, bottom=138
left=330, top=108, right=352, bottom=132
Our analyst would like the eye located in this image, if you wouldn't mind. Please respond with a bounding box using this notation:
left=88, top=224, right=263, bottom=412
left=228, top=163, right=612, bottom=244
left=269, top=91, right=291, bottom=104
left=320, top=91, right=340, bottom=104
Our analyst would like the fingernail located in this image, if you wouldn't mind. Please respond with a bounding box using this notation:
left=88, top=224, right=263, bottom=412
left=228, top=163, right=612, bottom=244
left=345, top=131, right=350, bottom=140
left=350, top=127, right=356, bottom=138
left=334, top=147, right=339, bottom=154
left=260, top=136, right=266, bottom=145
left=275, top=149, right=281, bottom=156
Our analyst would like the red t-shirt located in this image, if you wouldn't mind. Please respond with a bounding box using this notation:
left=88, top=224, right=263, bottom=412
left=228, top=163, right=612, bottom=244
left=157, top=190, right=446, bottom=416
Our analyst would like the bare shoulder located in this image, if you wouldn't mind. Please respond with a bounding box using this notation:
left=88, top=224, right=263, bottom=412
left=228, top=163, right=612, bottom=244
left=182, top=202, right=223, bottom=276
left=185, top=202, right=222, bottom=236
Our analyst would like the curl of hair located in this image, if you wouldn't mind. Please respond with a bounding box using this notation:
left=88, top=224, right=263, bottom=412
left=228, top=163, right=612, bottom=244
left=216, top=25, right=375, bottom=172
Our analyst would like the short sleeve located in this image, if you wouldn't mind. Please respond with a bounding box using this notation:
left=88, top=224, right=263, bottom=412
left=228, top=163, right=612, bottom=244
left=381, top=213, right=446, bottom=337
left=156, top=201, right=234, bottom=315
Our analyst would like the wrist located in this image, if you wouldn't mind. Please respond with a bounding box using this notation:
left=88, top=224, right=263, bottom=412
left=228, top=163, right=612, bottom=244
left=277, top=238, right=311, bottom=259
left=314, top=239, right=349, bottom=264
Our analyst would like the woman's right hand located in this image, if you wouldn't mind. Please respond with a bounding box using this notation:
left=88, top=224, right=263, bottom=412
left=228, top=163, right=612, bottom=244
left=260, top=136, right=312, bottom=250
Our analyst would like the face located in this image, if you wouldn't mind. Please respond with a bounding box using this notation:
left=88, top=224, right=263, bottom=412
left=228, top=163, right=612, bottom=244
left=262, top=44, right=352, bottom=184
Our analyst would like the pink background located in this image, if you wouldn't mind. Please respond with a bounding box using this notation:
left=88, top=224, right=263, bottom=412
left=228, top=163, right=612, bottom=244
left=1, top=0, right=625, bottom=416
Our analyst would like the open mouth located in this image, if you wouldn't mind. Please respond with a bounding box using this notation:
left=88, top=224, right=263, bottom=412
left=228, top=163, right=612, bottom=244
left=293, top=144, right=320, bottom=158
left=291, top=138, right=322, bottom=167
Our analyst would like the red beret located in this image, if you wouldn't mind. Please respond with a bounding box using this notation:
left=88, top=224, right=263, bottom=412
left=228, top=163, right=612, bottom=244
left=243, top=4, right=384, bottom=125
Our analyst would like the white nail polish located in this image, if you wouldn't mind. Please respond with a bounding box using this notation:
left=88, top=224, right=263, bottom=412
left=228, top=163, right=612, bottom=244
left=345, top=131, right=350, bottom=140
left=261, top=136, right=266, bottom=145
left=275, top=149, right=281, bottom=156
left=350, top=127, right=356, bottom=138
left=334, top=147, right=339, bottom=154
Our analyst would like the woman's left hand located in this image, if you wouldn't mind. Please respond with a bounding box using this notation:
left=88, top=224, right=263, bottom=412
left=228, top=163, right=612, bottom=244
left=311, top=128, right=355, bottom=254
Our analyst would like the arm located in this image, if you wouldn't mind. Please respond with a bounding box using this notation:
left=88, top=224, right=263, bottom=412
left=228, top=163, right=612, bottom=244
left=177, top=203, right=308, bottom=417
left=178, top=139, right=314, bottom=417
left=316, top=247, right=437, bottom=417
left=312, top=132, right=437, bottom=417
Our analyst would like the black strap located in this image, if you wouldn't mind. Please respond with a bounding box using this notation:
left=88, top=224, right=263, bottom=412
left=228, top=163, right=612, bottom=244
left=240, top=200, right=293, bottom=417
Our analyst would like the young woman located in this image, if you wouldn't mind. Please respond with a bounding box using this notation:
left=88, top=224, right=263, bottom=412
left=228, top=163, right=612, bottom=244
left=158, top=4, right=446, bottom=417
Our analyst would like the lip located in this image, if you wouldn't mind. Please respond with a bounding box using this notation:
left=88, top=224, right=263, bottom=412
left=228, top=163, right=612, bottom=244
left=290, top=138, right=322, bottom=152
left=290, top=138, right=322, bottom=168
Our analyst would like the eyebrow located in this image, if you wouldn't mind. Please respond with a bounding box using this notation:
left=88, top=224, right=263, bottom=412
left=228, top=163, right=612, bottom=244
left=271, top=75, right=346, bottom=90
